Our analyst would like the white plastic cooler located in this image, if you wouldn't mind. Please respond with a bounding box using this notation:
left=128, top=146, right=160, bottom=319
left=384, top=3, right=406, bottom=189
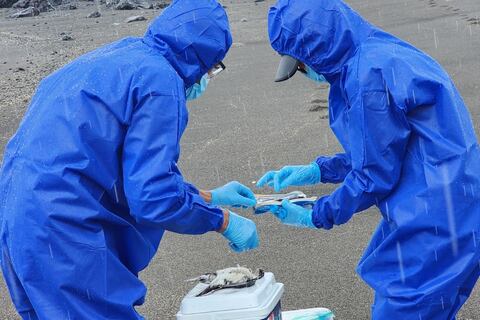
left=176, top=272, right=284, bottom=320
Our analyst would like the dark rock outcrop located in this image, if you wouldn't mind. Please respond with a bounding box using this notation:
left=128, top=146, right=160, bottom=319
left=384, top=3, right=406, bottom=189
left=9, top=6, right=39, bottom=18
left=106, top=0, right=168, bottom=10
left=0, top=0, right=17, bottom=8
left=12, top=0, right=61, bottom=12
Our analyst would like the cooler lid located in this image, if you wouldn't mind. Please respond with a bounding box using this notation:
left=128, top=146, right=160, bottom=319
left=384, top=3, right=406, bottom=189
left=178, top=272, right=283, bottom=315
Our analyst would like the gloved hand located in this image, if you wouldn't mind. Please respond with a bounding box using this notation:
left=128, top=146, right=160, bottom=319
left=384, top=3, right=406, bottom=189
left=270, top=199, right=317, bottom=229
left=256, top=162, right=321, bottom=192
left=222, top=211, right=259, bottom=252
left=210, top=181, right=257, bottom=208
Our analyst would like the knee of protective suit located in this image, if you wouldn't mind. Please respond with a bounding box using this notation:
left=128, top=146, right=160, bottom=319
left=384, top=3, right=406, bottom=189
left=372, top=293, right=458, bottom=320
left=1, top=245, right=36, bottom=317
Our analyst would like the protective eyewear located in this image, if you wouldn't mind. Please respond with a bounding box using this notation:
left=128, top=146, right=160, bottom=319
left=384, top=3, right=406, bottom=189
left=207, top=61, right=226, bottom=79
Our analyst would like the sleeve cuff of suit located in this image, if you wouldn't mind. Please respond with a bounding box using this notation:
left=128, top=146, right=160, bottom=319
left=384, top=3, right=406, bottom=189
left=315, top=156, right=331, bottom=184
left=312, top=197, right=334, bottom=230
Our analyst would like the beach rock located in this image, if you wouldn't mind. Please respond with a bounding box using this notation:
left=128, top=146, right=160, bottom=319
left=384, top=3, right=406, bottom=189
left=61, top=34, right=74, bottom=41
left=9, top=6, right=39, bottom=17
left=0, top=0, right=16, bottom=8
left=86, top=10, right=101, bottom=18
left=154, top=0, right=168, bottom=8
left=114, top=0, right=136, bottom=10
left=12, top=0, right=30, bottom=8
left=125, top=15, right=146, bottom=23
left=106, top=0, right=166, bottom=10
left=12, top=0, right=56, bottom=12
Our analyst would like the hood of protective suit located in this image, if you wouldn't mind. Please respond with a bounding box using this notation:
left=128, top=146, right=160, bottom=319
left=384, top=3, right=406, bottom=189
left=144, top=0, right=232, bottom=88
left=268, top=0, right=374, bottom=76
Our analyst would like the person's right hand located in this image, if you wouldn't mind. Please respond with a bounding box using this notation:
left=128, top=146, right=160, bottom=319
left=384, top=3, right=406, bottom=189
left=256, top=162, right=321, bottom=192
left=221, top=211, right=259, bottom=253
left=210, top=181, right=257, bottom=208
left=270, top=199, right=317, bottom=229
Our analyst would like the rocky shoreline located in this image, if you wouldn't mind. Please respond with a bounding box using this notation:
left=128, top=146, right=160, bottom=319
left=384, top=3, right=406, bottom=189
left=1, top=0, right=170, bottom=18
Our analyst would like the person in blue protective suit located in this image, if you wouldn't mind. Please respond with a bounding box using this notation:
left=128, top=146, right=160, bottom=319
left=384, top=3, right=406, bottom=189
left=257, top=0, right=480, bottom=319
left=0, top=1, right=259, bottom=319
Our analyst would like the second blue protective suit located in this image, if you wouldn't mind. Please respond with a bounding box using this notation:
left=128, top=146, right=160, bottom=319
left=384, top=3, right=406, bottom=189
left=0, top=0, right=232, bottom=319
left=269, top=0, right=480, bottom=318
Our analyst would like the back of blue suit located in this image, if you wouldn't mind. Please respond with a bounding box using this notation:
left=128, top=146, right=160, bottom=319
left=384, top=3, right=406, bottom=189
left=269, top=0, right=480, bottom=319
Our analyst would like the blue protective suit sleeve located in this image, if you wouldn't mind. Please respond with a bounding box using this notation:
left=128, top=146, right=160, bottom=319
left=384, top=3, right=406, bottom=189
left=184, top=182, right=200, bottom=195
left=313, top=89, right=411, bottom=229
left=123, top=94, right=224, bottom=235
left=315, top=153, right=352, bottom=184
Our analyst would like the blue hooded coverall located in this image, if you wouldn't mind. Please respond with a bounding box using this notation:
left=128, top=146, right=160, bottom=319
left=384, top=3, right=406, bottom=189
left=269, top=0, right=480, bottom=318
left=0, top=0, right=232, bottom=318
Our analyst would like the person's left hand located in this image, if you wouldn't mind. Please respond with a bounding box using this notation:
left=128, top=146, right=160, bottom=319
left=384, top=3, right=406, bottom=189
left=256, top=162, right=321, bottom=192
left=270, top=199, right=317, bottom=229
left=210, top=181, right=257, bottom=208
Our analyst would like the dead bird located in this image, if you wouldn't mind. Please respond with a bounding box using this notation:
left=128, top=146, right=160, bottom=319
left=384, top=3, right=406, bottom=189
left=187, top=266, right=264, bottom=296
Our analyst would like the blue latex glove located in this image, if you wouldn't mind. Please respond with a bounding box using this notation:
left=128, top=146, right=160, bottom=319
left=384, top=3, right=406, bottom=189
left=270, top=199, right=317, bottom=228
left=256, top=162, right=321, bottom=192
left=222, top=211, right=259, bottom=252
left=210, top=181, right=257, bottom=208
